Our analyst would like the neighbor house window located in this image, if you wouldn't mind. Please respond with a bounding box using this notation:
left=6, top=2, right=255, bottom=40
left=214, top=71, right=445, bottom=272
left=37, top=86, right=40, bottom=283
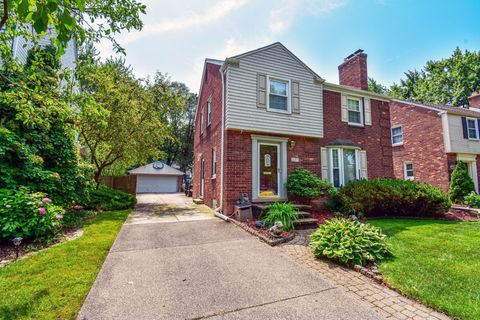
left=391, top=126, right=403, bottom=145
left=207, top=101, right=212, bottom=125
left=212, top=149, right=216, bottom=177
left=404, top=162, right=414, bottom=180
left=347, top=97, right=363, bottom=125
left=329, top=148, right=359, bottom=188
left=200, top=112, right=204, bottom=134
left=268, top=77, right=290, bottom=112
left=467, top=118, right=478, bottom=139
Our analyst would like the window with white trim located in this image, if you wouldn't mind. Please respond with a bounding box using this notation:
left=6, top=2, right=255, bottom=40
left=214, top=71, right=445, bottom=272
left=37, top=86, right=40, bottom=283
left=200, top=112, right=204, bottom=134
left=347, top=97, right=363, bottom=125
left=207, top=101, right=212, bottom=126
left=391, top=126, right=403, bottom=145
left=212, top=149, right=216, bottom=177
left=467, top=118, right=478, bottom=139
left=329, top=148, right=359, bottom=188
left=404, top=162, right=414, bottom=180
left=268, top=77, right=290, bottom=112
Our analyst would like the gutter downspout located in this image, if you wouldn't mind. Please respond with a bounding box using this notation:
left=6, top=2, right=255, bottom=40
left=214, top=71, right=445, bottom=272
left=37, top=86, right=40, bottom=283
left=217, top=65, right=226, bottom=215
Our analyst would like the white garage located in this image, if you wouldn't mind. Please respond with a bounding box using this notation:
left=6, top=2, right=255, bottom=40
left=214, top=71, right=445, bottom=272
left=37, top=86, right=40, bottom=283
left=129, top=162, right=184, bottom=194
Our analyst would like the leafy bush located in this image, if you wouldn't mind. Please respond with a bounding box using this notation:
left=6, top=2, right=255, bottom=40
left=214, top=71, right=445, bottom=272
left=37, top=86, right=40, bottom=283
left=81, top=185, right=136, bottom=211
left=464, top=191, right=480, bottom=208
left=0, top=188, right=64, bottom=240
left=336, top=179, right=451, bottom=218
left=310, top=218, right=391, bottom=266
left=261, top=202, right=299, bottom=231
left=286, top=168, right=333, bottom=198
left=449, top=161, right=475, bottom=203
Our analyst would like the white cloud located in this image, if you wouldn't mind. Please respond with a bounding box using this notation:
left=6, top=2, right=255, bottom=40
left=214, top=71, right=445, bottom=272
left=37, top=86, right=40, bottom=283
left=306, top=0, right=348, bottom=15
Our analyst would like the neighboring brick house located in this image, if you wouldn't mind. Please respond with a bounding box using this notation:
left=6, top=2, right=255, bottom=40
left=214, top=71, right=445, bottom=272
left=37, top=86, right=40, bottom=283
left=390, top=94, right=480, bottom=193
left=193, top=43, right=394, bottom=216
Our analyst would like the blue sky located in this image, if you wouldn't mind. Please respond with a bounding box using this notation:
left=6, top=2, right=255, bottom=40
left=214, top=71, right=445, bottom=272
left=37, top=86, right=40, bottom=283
left=97, top=0, right=480, bottom=94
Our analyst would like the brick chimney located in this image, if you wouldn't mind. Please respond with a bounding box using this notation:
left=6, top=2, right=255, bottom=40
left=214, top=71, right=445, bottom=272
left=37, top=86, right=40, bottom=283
left=469, top=91, right=480, bottom=108
left=338, top=49, right=368, bottom=91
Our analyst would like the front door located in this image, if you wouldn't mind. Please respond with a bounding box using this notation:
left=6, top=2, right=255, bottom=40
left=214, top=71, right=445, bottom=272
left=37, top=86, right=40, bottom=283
left=258, top=143, right=279, bottom=197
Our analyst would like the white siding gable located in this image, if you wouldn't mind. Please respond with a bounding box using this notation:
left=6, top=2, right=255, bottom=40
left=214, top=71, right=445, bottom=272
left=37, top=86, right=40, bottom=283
left=225, top=43, right=323, bottom=138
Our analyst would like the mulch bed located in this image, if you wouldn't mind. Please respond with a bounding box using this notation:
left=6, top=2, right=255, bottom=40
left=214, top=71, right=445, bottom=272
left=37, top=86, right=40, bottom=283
left=444, top=208, right=480, bottom=221
left=230, top=219, right=295, bottom=246
left=0, top=228, right=83, bottom=267
left=310, top=210, right=334, bottom=224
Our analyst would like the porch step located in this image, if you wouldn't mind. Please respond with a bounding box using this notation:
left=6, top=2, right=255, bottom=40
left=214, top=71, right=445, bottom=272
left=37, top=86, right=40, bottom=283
left=293, top=218, right=319, bottom=230
left=297, top=211, right=311, bottom=219
left=193, top=198, right=204, bottom=205
left=252, top=203, right=312, bottom=212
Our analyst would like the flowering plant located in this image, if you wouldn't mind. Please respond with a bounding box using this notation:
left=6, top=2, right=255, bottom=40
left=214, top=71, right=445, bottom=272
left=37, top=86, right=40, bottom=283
left=0, top=188, right=64, bottom=240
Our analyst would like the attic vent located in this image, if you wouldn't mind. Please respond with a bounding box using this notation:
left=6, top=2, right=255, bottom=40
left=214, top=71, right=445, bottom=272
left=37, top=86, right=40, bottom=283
left=153, top=162, right=165, bottom=170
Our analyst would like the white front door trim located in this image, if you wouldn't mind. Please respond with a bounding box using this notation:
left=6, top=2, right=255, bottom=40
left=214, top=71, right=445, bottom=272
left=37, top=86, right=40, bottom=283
left=457, top=153, right=478, bottom=193
left=251, top=134, right=288, bottom=200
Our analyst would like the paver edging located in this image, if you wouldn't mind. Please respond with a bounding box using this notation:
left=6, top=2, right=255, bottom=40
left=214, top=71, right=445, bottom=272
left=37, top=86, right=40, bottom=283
left=229, top=219, right=295, bottom=246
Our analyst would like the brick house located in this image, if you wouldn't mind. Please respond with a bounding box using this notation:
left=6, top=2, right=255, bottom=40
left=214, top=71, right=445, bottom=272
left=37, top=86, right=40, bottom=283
left=193, top=42, right=394, bottom=216
left=390, top=94, right=480, bottom=193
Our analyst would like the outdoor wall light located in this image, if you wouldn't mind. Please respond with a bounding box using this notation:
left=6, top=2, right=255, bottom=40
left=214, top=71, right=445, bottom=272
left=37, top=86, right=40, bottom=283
left=12, top=237, right=23, bottom=259
left=288, top=140, right=296, bottom=150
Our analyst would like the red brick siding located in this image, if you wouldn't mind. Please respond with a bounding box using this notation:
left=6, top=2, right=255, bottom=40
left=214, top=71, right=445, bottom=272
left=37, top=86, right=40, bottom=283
left=338, top=53, right=368, bottom=90
left=192, top=63, right=223, bottom=208
left=390, top=101, right=450, bottom=192
left=321, top=90, right=393, bottom=178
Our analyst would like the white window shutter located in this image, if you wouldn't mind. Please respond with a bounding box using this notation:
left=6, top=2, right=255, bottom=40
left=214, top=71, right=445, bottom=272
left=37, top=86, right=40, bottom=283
left=364, top=98, right=372, bottom=125
left=341, top=94, right=348, bottom=122
left=257, top=73, right=267, bottom=109
left=320, top=147, right=329, bottom=180
left=360, top=150, right=368, bottom=179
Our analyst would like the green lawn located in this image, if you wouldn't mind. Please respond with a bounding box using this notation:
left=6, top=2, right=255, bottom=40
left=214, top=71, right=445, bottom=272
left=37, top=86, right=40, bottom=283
left=369, top=219, right=480, bottom=320
left=0, top=210, right=130, bottom=320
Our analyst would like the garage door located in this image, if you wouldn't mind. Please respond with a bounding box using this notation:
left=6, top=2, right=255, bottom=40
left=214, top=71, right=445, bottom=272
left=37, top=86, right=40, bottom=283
left=136, top=175, right=178, bottom=193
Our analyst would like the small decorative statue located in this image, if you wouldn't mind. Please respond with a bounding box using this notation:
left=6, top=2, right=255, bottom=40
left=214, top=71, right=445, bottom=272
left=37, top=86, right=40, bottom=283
left=269, top=221, right=284, bottom=238
left=236, top=193, right=250, bottom=206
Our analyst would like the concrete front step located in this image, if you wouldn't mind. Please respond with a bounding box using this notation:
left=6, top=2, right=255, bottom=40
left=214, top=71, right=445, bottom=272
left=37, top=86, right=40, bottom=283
left=252, top=203, right=312, bottom=211
left=297, top=211, right=311, bottom=219
left=293, top=218, right=319, bottom=230
left=193, top=198, right=204, bottom=205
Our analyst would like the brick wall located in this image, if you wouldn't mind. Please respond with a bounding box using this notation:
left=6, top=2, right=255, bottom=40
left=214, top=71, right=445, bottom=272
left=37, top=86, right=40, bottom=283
left=321, top=90, right=394, bottom=178
left=390, top=101, right=451, bottom=192
left=338, top=53, right=368, bottom=90
left=192, top=62, right=223, bottom=208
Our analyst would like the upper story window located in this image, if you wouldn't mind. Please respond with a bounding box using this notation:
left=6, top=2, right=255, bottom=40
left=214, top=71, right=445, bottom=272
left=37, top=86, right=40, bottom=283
left=200, top=112, right=204, bottom=135
left=467, top=118, right=478, bottom=139
left=347, top=97, right=363, bottom=125
left=391, top=126, right=403, bottom=145
left=207, top=101, right=212, bottom=126
left=268, top=77, right=290, bottom=113
left=404, top=162, right=414, bottom=180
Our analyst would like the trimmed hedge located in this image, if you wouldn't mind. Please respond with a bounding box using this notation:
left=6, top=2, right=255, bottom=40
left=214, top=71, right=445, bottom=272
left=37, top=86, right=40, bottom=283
left=331, top=179, right=451, bottom=218
left=286, top=168, right=333, bottom=198
left=82, top=185, right=136, bottom=211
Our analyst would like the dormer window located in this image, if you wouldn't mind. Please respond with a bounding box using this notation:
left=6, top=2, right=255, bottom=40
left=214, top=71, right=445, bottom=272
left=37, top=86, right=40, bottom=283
left=347, top=97, right=363, bottom=125
left=267, top=77, right=290, bottom=113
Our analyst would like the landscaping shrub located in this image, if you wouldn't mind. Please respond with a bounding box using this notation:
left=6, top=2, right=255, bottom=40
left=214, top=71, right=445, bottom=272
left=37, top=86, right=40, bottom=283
left=310, top=218, right=391, bottom=266
left=336, top=179, right=451, bottom=218
left=449, top=161, right=475, bottom=203
left=261, top=202, right=299, bottom=231
left=0, top=188, right=64, bottom=241
left=81, top=185, right=136, bottom=211
left=286, top=168, right=333, bottom=198
left=464, top=191, right=480, bottom=208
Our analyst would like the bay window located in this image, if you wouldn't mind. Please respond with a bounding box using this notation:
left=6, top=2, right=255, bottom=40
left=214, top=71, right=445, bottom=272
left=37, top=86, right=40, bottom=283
left=329, top=148, right=360, bottom=188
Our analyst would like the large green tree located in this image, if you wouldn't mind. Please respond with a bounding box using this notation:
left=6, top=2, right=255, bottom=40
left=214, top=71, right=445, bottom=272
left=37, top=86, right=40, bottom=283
left=149, top=74, right=197, bottom=173
left=391, top=48, right=480, bottom=106
left=77, top=56, right=167, bottom=182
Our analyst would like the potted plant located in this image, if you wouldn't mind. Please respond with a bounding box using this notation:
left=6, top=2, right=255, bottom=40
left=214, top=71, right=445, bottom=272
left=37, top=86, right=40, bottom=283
left=286, top=168, right=333, bottom=210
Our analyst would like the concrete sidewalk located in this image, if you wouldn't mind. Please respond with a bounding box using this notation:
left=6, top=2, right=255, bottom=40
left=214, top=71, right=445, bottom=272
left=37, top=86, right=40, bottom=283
left=78, top=194, right=382, bottom=320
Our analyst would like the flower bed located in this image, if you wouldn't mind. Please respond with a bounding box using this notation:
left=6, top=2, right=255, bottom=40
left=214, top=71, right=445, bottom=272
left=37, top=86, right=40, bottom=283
left=230, top=219, right=295, bottom=246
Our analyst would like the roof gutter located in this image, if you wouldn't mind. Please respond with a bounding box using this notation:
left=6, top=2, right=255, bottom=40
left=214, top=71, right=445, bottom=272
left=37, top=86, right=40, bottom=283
left=218, top=64, right=227, bottom=213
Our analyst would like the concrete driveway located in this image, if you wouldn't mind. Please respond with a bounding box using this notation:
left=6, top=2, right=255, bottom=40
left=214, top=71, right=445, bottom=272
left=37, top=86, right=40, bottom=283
left=78, top=194, right=383, bottom=320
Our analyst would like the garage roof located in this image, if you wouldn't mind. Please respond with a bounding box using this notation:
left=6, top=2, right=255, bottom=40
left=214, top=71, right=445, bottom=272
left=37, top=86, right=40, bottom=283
left=128, top=162, right=185, bottom=176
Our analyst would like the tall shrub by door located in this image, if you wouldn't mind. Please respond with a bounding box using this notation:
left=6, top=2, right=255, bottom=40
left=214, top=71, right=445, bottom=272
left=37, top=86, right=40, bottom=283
left=449, top=161, right=475, bottom=203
